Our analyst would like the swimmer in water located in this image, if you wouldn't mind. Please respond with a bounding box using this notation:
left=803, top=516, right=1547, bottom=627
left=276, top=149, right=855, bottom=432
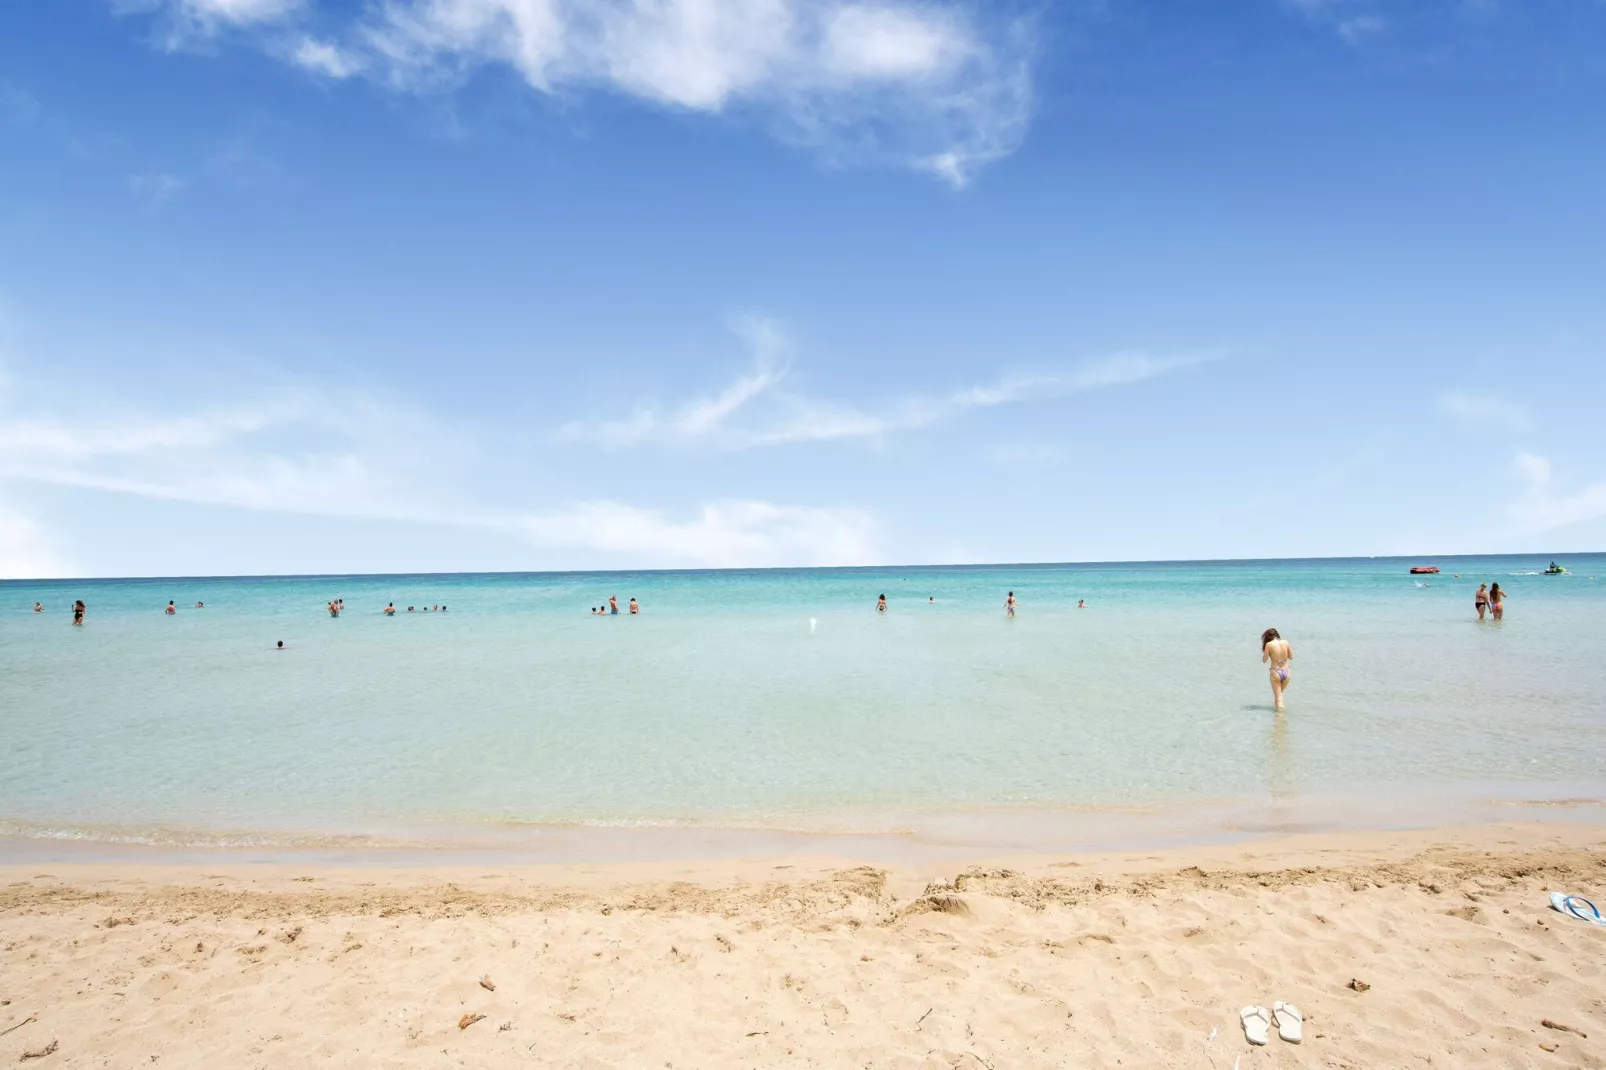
left=33, top=602, right=43, bottom=613
left=1261, top=628, right=1293, bottom=712
left=1474, top=583, right=1488, bottom=621
left=628, top=597, right=639, bottom=615
left=929, top=597, right=934, bottom=603
left=165, top=600, right=176, bottom=615
left=609, top=596, right=619, bottom=615
left=1489, top=582, right=1506, bottom=621
left=1077, top=599, right=1086, bottom=609
left=385, top=602, right=396, bottom=616
left=72, top=600, right=85, bottom=625
left=195, top=601, right=204, bottom=608
left=276, top=640, right=285, bottom=649
left=876, top=594, right=887, bottom=613
left=328, top=601, right=340, bottom=617
left=1005, top=591, right=1016, bottom=617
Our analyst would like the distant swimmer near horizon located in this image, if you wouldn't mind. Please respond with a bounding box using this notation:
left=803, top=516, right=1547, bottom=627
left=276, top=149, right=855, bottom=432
left=1261, top=628, right=1293, bottom=712
left=876, top=594, right=887, bottom=613
left=276, top=640, right=285, bottom=649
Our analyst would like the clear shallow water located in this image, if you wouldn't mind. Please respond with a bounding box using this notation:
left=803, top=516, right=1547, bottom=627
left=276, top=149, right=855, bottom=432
left=2, top=556, right=1604, bottom=850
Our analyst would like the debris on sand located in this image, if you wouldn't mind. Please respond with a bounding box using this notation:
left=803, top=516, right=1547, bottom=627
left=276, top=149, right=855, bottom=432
left=1542, top=1019, right=1587, bottom=1038
left=458, top=1014, right=486, bottom=1030
left=479, top=975, right=496, bottom=992
left=20, top=1039, right=58, bottom=1060
left=1347, top=979, right=1370, bottom=992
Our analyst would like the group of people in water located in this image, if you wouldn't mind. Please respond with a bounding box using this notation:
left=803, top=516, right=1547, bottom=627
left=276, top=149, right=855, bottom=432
left=876, top=592, right=1089, bottom=613
left=1473, top=583, right=1507, bottom=621
left=591, top=596, right=640, bottom=616
left=32, top=600, right=87, bottom=624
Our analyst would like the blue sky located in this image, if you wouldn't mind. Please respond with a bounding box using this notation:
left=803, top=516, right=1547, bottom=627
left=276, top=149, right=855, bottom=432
left=1, top=0, right=1604, bottom=577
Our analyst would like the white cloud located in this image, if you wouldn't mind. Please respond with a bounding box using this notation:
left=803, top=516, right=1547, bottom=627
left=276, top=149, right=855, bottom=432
left=118, top=0, right=1035, bottom=185
left=519, top=499, right=877, bottom=567
left=1337, top=14, right=1386, bottom=42
left=1438, top=391, right=1532, bottom=432
left=1284, top=0, right=1387, bottom=43
left=1509, top=451, right=1606, bottom=534
left=0, top=363, right=877, bottom=569
left=0, top=497, right=72, bottom=579
left=128, top=172, right=185, bottom=208
left=561, top=324, right=1214, bottom=451
left=294, top=38, right=364, bottom=79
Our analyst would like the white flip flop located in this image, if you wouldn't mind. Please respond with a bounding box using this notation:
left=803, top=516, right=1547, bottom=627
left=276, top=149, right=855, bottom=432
left=1241, top=1005, right=1271, bottom=1046
left=1550, top=891, right=1606, bottom=926
left=1273, top=1001, right=1303, bottom=1044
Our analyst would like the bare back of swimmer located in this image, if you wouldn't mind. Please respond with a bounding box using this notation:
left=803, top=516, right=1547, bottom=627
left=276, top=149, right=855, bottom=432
left=1260, top=628, right=1293, bottom=711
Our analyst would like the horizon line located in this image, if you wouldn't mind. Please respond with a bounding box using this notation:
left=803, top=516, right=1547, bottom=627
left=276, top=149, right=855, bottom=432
left=1, top=550, right=1596, bottom=585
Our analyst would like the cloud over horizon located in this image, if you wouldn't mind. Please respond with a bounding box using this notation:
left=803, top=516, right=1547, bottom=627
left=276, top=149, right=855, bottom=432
left=559, top=319, right=1216, bottom=451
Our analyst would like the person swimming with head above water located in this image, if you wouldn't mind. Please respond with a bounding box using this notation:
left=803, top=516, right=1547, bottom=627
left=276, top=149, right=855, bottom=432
left=1261, top=628, right=1293, bottom=712
left=165, top=600, right=176, bottom=615
left=385, top=602, right=396, bottom=616
left=33, top=602, right=43, bottom=613
left=628, top=597, right=639, bottom=615
left=876, top=594, right=887, bottom=613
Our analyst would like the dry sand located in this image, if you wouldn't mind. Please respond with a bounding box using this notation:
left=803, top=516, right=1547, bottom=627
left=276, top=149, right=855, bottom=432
left=1, top=822, right=1603, bottom=1069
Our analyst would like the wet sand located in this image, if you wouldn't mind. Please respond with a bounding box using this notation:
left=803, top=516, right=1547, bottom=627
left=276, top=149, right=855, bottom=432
left=1, top=822, right=1603, bottom=1068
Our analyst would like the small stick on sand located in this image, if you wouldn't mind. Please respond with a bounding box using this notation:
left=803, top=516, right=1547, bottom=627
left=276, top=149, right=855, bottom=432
left=916, top=1008, right=933, bottom=1028
left=458, top=1014, right=486, bottom=1030
left=1542, top=1019, right=1587, bottom=1038
left=479, top=975, right=496, bottom=992
left=0, top=1017, right=37, bottom=1038
left=20, top=1039, right=57, bottom=1060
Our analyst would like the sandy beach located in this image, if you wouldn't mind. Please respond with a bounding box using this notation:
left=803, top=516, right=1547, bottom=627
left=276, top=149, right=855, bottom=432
left=2, top=822, right=1603, bottom=1068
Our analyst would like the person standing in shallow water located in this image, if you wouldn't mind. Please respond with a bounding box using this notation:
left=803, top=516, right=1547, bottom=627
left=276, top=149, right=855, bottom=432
left=1261, top=628, right=1293, bottom=712
left=876, top=594, right=887, bottom=613
left=1489, top=583, right=1506, bottom=621
left=1005, top=591, right=1016, bottom=617
left=1474, top=583, right=1489, bottom=621
left=72, top=600, right=85, bottom=626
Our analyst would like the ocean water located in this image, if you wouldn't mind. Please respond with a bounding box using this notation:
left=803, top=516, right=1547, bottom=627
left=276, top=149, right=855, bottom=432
left=2, top=556, right=1604, bottom=853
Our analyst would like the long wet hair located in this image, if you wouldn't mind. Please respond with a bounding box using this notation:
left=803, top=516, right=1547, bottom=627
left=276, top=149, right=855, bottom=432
left=1260, top=628, right=1281, bottom=650
left=1489, top=583, right=1503, bottom=600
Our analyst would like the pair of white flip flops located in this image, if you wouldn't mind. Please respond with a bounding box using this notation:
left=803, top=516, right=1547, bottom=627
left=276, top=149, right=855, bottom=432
left=1241, top=1002, right=1301, bottom=1045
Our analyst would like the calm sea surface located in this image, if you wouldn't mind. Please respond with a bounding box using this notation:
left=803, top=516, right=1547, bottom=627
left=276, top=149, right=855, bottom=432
left=2, top=556, right=1604, bottom=852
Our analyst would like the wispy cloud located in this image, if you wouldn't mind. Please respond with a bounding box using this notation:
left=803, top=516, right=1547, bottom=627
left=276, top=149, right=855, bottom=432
left=117, top=0, right=1036, bottom=185
left=0, top=361, right=878, bottom=569
left=561, top=321, right=1215, bottom=451
left=1284, top=0, right=1388, bottom=42
left=293, top=37, right=365, bottom=79
left=1509, top=452, right=1606, bottom=535
left=0, top=495, right=72, bottom=579
left=518, top=499, right=877, bottom=568
left=128, top=172, right=186, bottom=209
left=1438, top=391, right=1532, bottom=432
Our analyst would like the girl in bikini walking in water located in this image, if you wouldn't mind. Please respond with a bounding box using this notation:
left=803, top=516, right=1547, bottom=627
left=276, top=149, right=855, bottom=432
left=1261, top=628, right=1293, bottom=712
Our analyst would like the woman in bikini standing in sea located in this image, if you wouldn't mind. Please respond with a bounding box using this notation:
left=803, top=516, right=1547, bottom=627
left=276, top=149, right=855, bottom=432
left=1474, top=583, right=1489, bottom=621
left=1261, top=628, right=1293, bottom=712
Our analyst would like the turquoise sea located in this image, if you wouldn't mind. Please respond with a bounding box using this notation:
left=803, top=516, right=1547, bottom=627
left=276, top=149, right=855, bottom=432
left=2, top=555, right=1604, bottom=856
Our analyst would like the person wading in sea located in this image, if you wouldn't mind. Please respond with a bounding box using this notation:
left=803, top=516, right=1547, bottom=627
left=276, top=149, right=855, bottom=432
left=1261, top=628, right=1294, bottom=712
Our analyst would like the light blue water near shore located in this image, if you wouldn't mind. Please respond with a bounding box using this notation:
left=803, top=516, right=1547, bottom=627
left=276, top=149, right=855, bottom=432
left=2, top=556, right=1605, bottom=851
